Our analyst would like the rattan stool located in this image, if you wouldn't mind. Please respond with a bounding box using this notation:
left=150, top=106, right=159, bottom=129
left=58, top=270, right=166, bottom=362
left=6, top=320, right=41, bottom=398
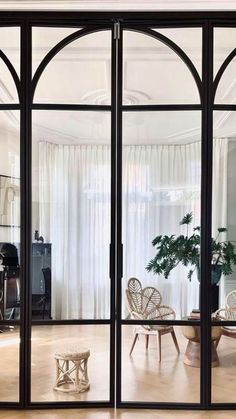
left=54, top=347, right=90, bottom=393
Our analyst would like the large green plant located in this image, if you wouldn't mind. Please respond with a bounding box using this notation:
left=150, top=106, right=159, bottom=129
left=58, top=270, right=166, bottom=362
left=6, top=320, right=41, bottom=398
left=146, top=212, right=236, bottom=281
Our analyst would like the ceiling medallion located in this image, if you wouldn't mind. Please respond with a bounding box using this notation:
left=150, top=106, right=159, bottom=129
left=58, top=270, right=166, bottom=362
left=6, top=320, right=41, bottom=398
left=81, top=89, right=151, bottom=105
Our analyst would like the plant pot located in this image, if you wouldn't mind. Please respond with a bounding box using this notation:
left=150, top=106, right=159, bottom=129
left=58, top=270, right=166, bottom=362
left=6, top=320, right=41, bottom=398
left=196, top=265, right=222, bottom=311
left=197, top=264, right=222, bottom=285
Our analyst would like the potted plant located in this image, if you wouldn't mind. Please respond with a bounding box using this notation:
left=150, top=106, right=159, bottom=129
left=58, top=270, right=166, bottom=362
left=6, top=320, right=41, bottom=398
left=146, top=212, right=236, bottom=285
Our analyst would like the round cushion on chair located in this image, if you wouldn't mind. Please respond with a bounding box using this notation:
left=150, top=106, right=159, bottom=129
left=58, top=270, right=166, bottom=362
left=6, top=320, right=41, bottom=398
left=55, top=347, right=90, bottom=360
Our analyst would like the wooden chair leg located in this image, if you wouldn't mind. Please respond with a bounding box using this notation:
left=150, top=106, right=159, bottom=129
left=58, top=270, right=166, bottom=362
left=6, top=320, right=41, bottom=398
left=158, top=331, right=162, bottom=362
left=171, top=329, right=180, bottom=354
left=146, top=335, right=149, bottom=350
left=129, top=333, right=138, bottom=356
left=215, top=335, right=221, bottom=348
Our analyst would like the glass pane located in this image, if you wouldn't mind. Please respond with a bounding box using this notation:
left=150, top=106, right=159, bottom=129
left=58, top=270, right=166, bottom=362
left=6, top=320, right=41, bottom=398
left=33, top=31, right=111, bottom=104
left=212, top=115, right=236, bottom=402
left=0, top=109, right=20, bottom=402
left=211, top=324, right=235, bottom=403
left=32, top=111, right=111, bottom=320
left=0, top=111, right=20, bottom=323
left=214, top=58, right=236, bottom=104
left=122, top=112, right=201, bottom=321
left=0, top=326, right=19, bottom=401
left=0, top=27, right=20, bottom=78
left=31, top=325, right=110, bottom=402
left=0, top=59, right=19, bottom=104
left=214, top=27, right=236, bottom=79
left=123, top=30, right=200, bottom=105
left=211, top=112, right=236, bottom=314
left=32, top=27, right=80, bottom=76
left=122, top=325, right=200, bottom=402
left=154, top=28, right=202, bottom=78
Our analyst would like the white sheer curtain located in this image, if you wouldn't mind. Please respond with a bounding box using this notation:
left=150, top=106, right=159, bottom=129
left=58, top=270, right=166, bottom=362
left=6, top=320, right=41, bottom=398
left=212, top=138, right=228, bottom=306
left=39, top=139, right=228, bottom=320
left=39, top=142, right=111, bottom=319
left=123, top=143, right=201, bottom=319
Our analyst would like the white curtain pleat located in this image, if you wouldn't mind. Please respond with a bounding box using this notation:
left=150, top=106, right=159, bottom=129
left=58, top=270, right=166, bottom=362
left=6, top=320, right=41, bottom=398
left=39, top=142, right=111, bottom=319
left=39, top=139, right=227, bottom=320
left=122, top=143, right=201, bottom=319
left=212, top=138, right=228, bottom=306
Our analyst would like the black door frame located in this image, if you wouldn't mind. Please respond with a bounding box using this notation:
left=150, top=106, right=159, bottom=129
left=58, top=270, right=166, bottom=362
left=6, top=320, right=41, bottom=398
left=0, top=11, right=235, bottom=410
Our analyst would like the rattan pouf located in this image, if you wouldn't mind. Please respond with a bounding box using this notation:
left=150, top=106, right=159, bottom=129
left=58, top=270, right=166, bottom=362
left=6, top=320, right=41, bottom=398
left=54, top=347, right=90, bottom=393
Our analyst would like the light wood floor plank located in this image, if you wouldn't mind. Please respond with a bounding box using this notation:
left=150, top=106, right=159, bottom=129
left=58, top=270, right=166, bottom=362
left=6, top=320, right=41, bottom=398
left=1, top=409, right=236, bottom=419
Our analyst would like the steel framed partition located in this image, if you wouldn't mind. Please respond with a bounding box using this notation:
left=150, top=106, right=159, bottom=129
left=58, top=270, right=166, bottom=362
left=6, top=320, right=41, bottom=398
left=0, top=11, right=235, bottom=410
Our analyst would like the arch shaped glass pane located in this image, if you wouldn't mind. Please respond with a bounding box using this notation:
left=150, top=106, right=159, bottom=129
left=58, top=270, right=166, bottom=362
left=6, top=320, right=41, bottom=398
left=214, top=27, right=236, bottom=79
left=214, top=57, right=236, bottom=104
left=0, top=27, right=20, bottom=78
left=33, top=31, right=111, bottom=105
left=32, top=27, right=81, bottom=76
left=123, top=30, right=200, bottom=105
left=154, top=27, right=202, bottom=78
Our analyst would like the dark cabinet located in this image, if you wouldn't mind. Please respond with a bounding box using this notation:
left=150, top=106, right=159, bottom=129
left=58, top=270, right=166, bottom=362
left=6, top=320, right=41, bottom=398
left=32, top=243, right=51, bottom=294
left=32, top=243, right=51, bottom=319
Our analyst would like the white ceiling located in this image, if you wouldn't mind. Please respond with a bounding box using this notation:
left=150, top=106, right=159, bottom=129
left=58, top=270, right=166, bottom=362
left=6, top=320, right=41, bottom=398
left=0, top=0, right=236, bottom=10
left=1, top=25, right=236, bottom=144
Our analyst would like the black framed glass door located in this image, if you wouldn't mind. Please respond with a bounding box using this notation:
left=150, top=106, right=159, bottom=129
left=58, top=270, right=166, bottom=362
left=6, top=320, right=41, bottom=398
left=117, top=22, right=204, bottom=408
left=0, top=12, right=236, bottom=410
left=29, top=24, right=116, bottom=408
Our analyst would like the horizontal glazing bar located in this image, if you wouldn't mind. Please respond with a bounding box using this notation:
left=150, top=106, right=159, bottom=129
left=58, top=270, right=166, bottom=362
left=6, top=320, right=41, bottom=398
left=214, top=105, right=236, bottom=110
left=32, top=104, right=112, bottom=111
left=0, top=320, right=21, bottom=326
left=0, top=104, right=21, bottom=109
left=122, top=105, right=202, bottom=111
left=121, top=319, right=201, bottom=326
left=29, top=401, right=113, bottom=408
left=31, top=319, right=112, bottom=326
left=117, top=402, right=201, bottom=409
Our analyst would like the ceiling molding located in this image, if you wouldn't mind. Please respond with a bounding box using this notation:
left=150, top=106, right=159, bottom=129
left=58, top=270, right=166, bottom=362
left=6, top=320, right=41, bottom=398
left=0, top=0, right=236, bottom=10
left=33, top=122, right=110, bottom=144
left=214, top=110, right=232, bottom=130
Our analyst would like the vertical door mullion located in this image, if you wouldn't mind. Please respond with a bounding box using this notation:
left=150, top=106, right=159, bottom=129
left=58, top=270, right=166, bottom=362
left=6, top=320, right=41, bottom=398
left=110, top=24, right=117, bottom=407
left=200, top=21, right=214, bottom=408
left=115, top=21, right=123, bottom=408
left=20, top=21, right=32, bottom=408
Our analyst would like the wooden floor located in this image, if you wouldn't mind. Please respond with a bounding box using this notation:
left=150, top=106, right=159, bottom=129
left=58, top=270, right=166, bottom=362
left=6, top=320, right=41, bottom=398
left=0, top=324, right=236, bottom=413
left=1, top=409, right=236, bottom=419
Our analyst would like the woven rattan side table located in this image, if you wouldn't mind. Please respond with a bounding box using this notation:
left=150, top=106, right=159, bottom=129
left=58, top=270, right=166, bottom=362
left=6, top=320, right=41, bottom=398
left=54, top=347, right=90, bottom=393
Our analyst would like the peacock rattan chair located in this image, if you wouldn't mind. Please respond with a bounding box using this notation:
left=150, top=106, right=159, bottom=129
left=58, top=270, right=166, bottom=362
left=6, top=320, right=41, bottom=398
left=126, top=277, right=180, bottom=362
left=214, top=290, right=236, bottom=346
